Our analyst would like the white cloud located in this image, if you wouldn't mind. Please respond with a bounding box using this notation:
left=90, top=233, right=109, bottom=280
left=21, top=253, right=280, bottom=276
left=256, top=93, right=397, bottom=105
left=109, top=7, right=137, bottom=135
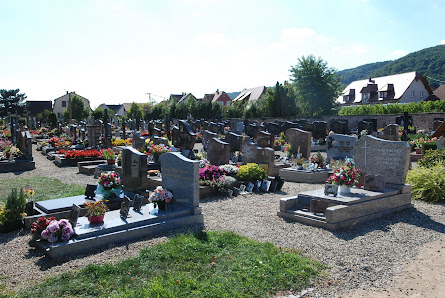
left=440, top=40, right=445, bottom=45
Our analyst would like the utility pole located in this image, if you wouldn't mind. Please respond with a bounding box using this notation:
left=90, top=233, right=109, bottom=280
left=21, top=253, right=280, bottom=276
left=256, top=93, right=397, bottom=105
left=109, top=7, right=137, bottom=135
left=68, top=91, right=72, bottom=120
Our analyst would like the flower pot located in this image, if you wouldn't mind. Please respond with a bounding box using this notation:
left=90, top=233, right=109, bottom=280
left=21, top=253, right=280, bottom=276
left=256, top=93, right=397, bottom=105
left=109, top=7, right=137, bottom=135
left=107, top=159, right=116, bottom=165
left=88, top=214, right=105, bottom=224
left=157, top=201, right=166, bottom=210
left=339, top=185, right=351, bottom=195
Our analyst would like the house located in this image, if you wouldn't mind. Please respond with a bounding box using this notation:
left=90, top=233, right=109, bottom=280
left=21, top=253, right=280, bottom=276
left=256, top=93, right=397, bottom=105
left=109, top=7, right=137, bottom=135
left=26, top=101, right=52, bottom=117
left=97, top=103, right=125, bottom=117
left=232, top=86, right=267, bottom=104
left=337, top=71, right=433, bottom=105
left=177, top=93, right=196, bottom=104
left=203, top=90, right=232, bottom=106
left=433, top=85, right=445, bottom=101
left=53, top=91, right=91, bottom=120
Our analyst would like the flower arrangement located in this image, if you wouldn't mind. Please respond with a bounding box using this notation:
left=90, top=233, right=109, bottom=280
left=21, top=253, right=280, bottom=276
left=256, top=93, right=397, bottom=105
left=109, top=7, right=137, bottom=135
left=0, top=139, right=12, bottom=151
left=146, top=143, right=171, bottom=156
left=196, top=132, right=202, bottom=141
left=101, top=148, right=116, bottom=160
left=112, top=138, right=132, bottom=146
left=199, top=164, right=226, bottom=181
left=199, top=175, right=233, bottom=192
left=284, top=143, right=295, bottom=156
left=55, top=140, right=71, bottom=148
left=48, top=137, right=60, bottom=147
left=236, top=163, right=267, bottom=182
left=327, top=158, right=361, bottom=187
left=199, top=158, right=210, bottom=168
left=3, top=144, right=21, bottom=158
left=23, top=187, right=35, bottom=201
left=84, top=200, right=109, bottom=217
left=219, top=164, right=239, bottom=177
left=149, top=186, right=173, bottom=207
left=41, top=219, right=74, bottom=242
left=59, top=149, right=102, bottom=159
left=31, top=216, right=55, bottom=235
left=98, top=171, right=121, bottom=189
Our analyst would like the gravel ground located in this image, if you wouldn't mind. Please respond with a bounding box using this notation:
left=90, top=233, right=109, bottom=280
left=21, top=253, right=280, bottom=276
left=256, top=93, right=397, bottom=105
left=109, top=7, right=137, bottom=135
left=1, top=145, right=445, bottom=297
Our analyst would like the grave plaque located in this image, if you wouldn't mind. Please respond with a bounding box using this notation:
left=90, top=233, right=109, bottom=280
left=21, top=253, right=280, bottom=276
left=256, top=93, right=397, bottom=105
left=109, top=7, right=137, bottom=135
left=85, top=184, right=97, bottom=200
left=132, top=132, right=146, bottom=151
left=246, top=182, right=254, bottom=193
left=160, top=152, right=199, bottom=208
left=378, top=124, right=399, bottom=141
left=324, top=184, right=338, bottom=196
left=354, top=135, right=410, bottom=185
left=285, top=128, right=312, bottom=158
left=330, top=119, right=349, bottom=134
left=69, top=204, right=81, bottom=227
left=255, top=131, right=274, bottom=149
left=133, top=194, right=144, bottom=211
left=120, top=196, right=131, bottom=219
left=364, top=174, right=385, bottom=192
left=269, top=180, right=278, bottom=193
left=326, top=134, right=358, bottom=161
left=312, top=121, right=328, bottom=139
left=122, top=147, right=148, bottom=189
left=261, top=180, right=271, bottom=192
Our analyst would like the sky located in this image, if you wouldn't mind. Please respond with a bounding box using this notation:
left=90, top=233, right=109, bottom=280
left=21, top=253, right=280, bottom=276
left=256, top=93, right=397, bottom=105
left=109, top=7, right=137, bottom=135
left=1, top=0, right=444, bottom=109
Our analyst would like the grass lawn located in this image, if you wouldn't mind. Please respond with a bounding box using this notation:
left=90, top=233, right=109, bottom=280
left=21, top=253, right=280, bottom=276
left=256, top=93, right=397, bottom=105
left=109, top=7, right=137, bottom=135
left=16, top=231, right=324, bottom=297
left=0, top=176, right=85, bottom=204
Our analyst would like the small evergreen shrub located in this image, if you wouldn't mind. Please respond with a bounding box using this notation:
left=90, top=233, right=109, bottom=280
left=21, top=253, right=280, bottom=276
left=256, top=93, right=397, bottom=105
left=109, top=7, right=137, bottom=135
left=421, top=142, right=437, bottom=152
left=406, top=162, right=445, bottom=203
left=0, top=188, right=27, bottom=225
left=418, top=149, right=445, bottom=168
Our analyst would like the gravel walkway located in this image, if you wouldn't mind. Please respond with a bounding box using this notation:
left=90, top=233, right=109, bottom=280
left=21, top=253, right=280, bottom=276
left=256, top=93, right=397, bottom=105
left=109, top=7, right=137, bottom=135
left=1, top=145, right=445, bottom=297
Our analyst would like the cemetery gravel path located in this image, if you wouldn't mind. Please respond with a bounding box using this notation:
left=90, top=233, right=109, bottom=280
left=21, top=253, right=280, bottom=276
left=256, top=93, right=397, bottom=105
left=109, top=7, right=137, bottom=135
left=1, top=145, right=445, bottom=297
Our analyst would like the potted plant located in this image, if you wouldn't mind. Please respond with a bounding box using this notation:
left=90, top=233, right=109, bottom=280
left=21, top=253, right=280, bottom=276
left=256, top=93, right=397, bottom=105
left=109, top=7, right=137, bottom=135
left=3, top=144, right=21, bottom=161
left=326, top=158, right=361, bottom=195
left=40, top=219, right=74, bottom=242
left=236, top=163, right=267, bottom=182
left=101, top=148, right=116, bottom=165
left=96, top=171, right=122, bottom=198
left=149, top=186, right=173, bottom=210
left=0, top=188, right=27, bottom=233
left=84, top=200, right=109, bottom=224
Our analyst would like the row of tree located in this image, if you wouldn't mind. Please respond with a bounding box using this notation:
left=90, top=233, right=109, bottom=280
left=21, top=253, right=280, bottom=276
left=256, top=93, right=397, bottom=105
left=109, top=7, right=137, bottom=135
left=1, top=55, right=344, bottom=124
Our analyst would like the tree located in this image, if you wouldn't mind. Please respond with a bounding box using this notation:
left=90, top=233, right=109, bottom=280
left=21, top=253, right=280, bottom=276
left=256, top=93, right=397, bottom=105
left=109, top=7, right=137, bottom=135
left=92, top=107, right=114, bottom=121
left=126, top=102, right=143, bottom=120
left=289, top=55, right=341, bottom=116
left=63, top=95, right=90, bottom=121
left=0, top=89, right=27, bottom=117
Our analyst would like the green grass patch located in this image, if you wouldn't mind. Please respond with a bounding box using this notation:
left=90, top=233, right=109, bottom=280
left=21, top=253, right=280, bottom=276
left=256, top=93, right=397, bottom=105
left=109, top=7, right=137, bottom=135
left=16, top=231, right=323, bottom=297
left=0, top=176, right=85, bottom=204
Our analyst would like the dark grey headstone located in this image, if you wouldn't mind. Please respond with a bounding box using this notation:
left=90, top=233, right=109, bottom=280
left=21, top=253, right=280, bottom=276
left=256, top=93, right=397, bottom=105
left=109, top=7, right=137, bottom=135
left=160, top=152, right=199, bottom=208
left=255, top=131, right=274, bottom=149
left=207, top=138, right=230, bottom=166
left=285, top=128, right=312, bottom=158
left=122, top=147, right=148, bottom=189
left=69, top=204, right=81, bottom=227
left=378, top=124, right=399, bottom=141
left=326, top=134, right=358, bottom=161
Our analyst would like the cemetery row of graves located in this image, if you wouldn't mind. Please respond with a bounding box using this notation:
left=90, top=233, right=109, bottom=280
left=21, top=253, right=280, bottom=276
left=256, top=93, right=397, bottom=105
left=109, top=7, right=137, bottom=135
left=0, top=111, right=445, bottom=293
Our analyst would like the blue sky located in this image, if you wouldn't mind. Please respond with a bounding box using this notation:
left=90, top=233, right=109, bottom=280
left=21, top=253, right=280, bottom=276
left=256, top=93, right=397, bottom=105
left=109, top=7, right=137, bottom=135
left=1, top=0, right=444, bottom=109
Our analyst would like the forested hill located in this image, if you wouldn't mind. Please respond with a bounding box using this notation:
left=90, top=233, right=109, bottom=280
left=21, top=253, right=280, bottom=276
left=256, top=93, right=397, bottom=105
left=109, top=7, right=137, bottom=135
left=337, top=44, right=445, bottom=88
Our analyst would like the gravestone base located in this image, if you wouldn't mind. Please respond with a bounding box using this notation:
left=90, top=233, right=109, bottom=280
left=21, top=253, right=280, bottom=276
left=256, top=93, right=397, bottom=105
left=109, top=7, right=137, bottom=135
left=311, top=144, right=327, bottom=152
left=279, top=168, right=331, bottom=183
left=278, top=186, right=413, bottom=230
left=0, top=159, right=35, bottom=173
left=35, top=204, right=204, bottom=259
left=269, top=163, right=289, bottom=176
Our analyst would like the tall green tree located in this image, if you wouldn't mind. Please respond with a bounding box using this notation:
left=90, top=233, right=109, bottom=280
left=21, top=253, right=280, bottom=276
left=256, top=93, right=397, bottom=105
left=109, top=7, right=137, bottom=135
left=62, top=94, right=90, bottom=121
left=289, top=55, right=341, bottom=116
left=0, top=89, right=27, bottom=117
left=126, top=102, right=143, bottom=120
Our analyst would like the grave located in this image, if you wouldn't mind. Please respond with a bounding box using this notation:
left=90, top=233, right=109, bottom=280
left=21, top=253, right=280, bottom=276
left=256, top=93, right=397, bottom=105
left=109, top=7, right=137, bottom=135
left=225, top=132, right=243, bottom=152
left=279, top=168, right=331, bottom=183
left=241, top=139, right=275, bottom=175
left=278, top=135, right=412, bottom=230
left=132, top=131, right=146, bottom=151
left=172, top=120, right=196, bottom=151
left=202, top=130, right=218, bottom=149
left=0, top=129, right=35, bottom=173
left=378, top=124, right=400, bottom=141
left=326, top=134, right=358, bottom=162
left=255, top=131, right=274, bottom=149
left=437, top=136, right=445, bottom=150
left=33, top=152, right=203, bottom=258
left=207, top=138, right=230, bottom=166
left=329, top=119, right=349, bottom=134
left=312, top=121, right=327, bottom=140
left=285, top=128, right=312, bottom=158
left=357, top=120, right=374, bottom=135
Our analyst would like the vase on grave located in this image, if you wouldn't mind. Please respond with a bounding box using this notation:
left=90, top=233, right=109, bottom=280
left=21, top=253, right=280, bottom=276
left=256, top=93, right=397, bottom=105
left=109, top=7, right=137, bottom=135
left=415, top=147, right=422, bottom=154
left=106, top=159, right=116, bottom=165
left=88, top=214, right=105, bottom=224
left=157, top=201, right=166, bottom=211
left=338, top=185, right=351, bottom=195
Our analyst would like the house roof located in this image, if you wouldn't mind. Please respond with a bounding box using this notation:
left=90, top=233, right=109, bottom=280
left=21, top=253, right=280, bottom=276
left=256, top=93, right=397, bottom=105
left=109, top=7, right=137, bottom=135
left=53, top=91, right=90, bottom=107
left=337, top=71, right=432, bottom=104
left=433, top=85, right=445, bottom=101
left=121, top=103, right=133, bottom=111
left=203, top=94, right=215, bottom=101
left=105, top=104, right=122, bottom=112
left=178, top=93, right=195, bottom=104
left=232, top=86, right=266, bottom=102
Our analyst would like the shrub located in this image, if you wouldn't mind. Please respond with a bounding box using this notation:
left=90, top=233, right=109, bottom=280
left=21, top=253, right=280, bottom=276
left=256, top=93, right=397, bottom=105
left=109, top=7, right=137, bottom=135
left=0, top=188, right=27, bottom=225
left=406, top=162, right=445, bottom=202
left=421, top=142, right=437, bottom=152
left=236, top=163, right=267, bottom=182
left=418, top=149, right=445, bottom=168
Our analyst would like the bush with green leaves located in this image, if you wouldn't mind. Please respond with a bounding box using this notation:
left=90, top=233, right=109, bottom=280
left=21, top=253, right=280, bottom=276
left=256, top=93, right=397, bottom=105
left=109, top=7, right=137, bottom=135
left=406, top=162, right=445, bottom=203
left=236, top=163, right=268, bottom=182
left=0, top=188, right=27, bottom=225
left=338, top=100, right=445, bottom=116
left=418, top=149, right=445, bottom=168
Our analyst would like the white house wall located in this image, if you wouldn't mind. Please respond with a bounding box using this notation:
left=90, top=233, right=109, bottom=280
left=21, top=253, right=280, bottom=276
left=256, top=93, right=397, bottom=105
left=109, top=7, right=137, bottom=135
left=399, top=79, right=429, bottom=103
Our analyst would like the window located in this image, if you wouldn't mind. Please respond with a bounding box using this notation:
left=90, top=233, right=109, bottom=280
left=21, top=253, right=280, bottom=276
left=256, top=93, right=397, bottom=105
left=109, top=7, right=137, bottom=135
left=62, top=101, right=66, bottom=107
left=362, top=93, right=370, bottom=103
left=379, top=91, right=387, bottom=98
left=226, top=102, right=231, bottom=106
left=58, top=113, right=61, bottom=118
left=420, top=90, right=424, bottom=97
left=411, top=91, right=415, bottom=97
left=343, top=95, right=349, bottom=102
